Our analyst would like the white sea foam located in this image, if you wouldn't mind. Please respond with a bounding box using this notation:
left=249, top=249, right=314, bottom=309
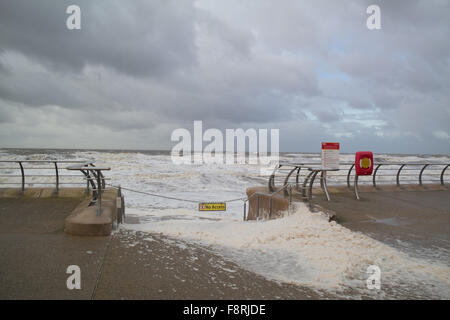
left=124, top=203, right=450, bottom=299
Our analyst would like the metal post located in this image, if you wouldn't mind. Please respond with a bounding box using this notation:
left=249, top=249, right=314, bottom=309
left=81, top=169, right=91, bottom=196
left=322, top=171, right=331, bottom=201
left=283, top=167, right=297, bottom=196
left=320, top=171, right=324, bottom=189
left=96, top=170, right=102, bottom=216
left=54, top=162, right=59, bottom=194
left=354, top=174, right=360, bottom=200
left=396, top=164, right=406, bottom=187
left=243, top=200, right=247, bottom=221
left=373, top=164, right=381, bottom=189
left=295, top=166, right=301, bottom=192
left=100, top=171, right=106, bottom=189
left=347, top=164, right=355, bottom=189
left=268, top=164, right=280, bottom=192
left=86, top=174, right=90, bottom=195
left=302, top=171, right=314, bottom=200
left=419, top=164, right=429, bottom=186
left=117, top=186, right=122, bottom=224
left=441, top=164, right=449, bottom=186
left=308, top=171, right=319, bottom=210
left=18, top=161, right=25, bottom=193
left=288, top=185, right=292, bottom=214
left=91, top=170, right=99, bottom=200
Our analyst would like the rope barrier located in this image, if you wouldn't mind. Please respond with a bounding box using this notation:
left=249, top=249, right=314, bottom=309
left=108, top=184, right=246, bottom=204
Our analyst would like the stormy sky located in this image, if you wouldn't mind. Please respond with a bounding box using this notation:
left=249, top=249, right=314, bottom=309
left=0, top=0, right=449, bottom=154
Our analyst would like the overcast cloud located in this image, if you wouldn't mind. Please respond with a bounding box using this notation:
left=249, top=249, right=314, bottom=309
left=0, top=0, right=449, bottom=153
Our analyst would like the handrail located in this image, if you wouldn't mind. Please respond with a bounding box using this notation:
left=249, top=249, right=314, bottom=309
left=267, top=161, right=449, bottom=208
left=270, top=162, right=449, bottom=191
left=0, top=159, right=95, bottom=193
left=0, top=159, right=113, bottom=218
left=67, top=164, right=111, bottom=216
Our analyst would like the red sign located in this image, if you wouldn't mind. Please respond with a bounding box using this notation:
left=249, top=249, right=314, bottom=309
left=321, top=142, right=340, bottom=169
left=355, top=151, right=373, bottom=176
left=321, top=142, right=340, bottom=150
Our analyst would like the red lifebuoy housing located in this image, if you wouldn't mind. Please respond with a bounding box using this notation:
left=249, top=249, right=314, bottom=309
left=355, top=151, right=373, bottom=176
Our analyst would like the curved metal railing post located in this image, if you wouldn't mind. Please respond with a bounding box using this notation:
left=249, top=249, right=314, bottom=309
left=320, top=171, right=324, bottom=189
left=268, top=164, right=280, bottom=192
left=18, top=161, right=25, bottom=192
left=289, top=184, right=292, bottom=214
left=80, top=169, right=97, bottom=200
left=96, top=170, right=103, bottom=216
left=308, top=171, right=319, bottom=209
left=99, top=170, right=106, bottom=189
left=373, top=164, right=382, bottom=189
left=441, top=164, right=449, bottom=186
left=86, top=176, right=90, bottom=195
left=354, top=174, right=360, bottom=200
left=283, top=166, right=297, bottom=196
left=419, top=164, right=429, bottom=186
left=396, top=164, right=406, bottom=186
left=295, top=166, right=302, bottom=192
left=302, top=171, right=315, bottom=200
left=54, top=161, right=59, bottom=193
left=91, top=170, right=99, bottom=193
left=347, top=164, right=355, bottom=189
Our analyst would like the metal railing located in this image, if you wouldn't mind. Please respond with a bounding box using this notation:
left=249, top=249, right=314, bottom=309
left=0, top=159, right=95, bottom=192
left=269, top=162, right=449, bottom=194
left=262, top=161, right=450, bottom=213
left=0, top=159, right=115, bottom=217
left=67, top=164, right=110, bottom=216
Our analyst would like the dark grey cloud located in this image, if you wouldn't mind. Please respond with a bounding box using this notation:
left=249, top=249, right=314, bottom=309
left=0, top=0, right=197, bottom=77
left=0, top=0, right=449, bottom=153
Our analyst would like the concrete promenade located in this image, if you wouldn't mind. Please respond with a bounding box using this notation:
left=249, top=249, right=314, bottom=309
left=0, top=186, right=449, bottom=299
left=0, top=188, right=324, bottom=299
left=313, top=185, right=450, bottom=263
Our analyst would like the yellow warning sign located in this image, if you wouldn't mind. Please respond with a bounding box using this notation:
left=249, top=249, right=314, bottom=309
left=198, top=202, right=226, bottom=211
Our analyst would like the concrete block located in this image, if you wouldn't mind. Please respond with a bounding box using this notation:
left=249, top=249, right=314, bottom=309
left=65, top=190, right=119, bottom=236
